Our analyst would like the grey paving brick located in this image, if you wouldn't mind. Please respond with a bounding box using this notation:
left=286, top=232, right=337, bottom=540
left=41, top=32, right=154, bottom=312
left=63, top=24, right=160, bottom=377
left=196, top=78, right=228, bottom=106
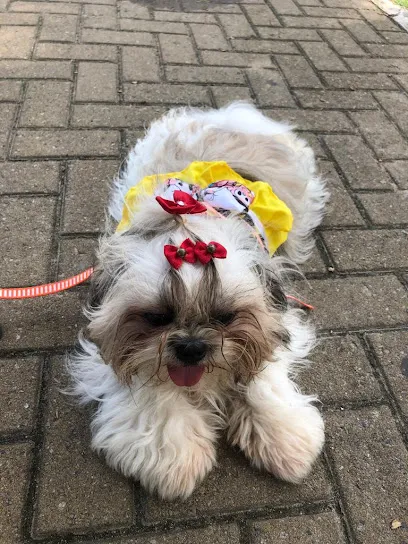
left=362, top=9, right=400, bottom=31
left=71, top=104, right=166, bottom=128
left=159, top=34, right=198, bottom=64
left=82, top=28, right=154, bottom=46
left=211, top=85, right=252, bottom=107
left=304, top=275, right=408, bottom=330
left=181, top=1, right=241, bottom=13
left=0, top=103, right=17, bottom=159
left=202, top=51, right=273, bottom=67
left=0, top=196, right=55, bottom=285
left=33, top=359, right=134, bottom=537
left=326, top=407, right=408, bottom=544
left=385, top=160, right=408, bottom=189
left=83, top=4, right=116, bottom=29
left=99, top=525, right=241, bottom=544
left=275, top=54, right=323, bottom=88
left=122, top=46, right=160, bottom=82
left=320, top=29, right=367, bottom=56
left=265, top=109, right=354, bottom=133
left=58, top=237, right=97, bottom=279
left=165, top=65, right=245, bottom=84
left=369, top=331, right=408, bottom=419
left=63, top=159, right=119, bottom=233
left=251, top=512, right=347, bottom=543
left=282, top=16, right=342, bottom=28
left=20, top=81, right=71, bottom=127
left=123, top=82, right=210, bottom=105
left=299, top=335, right=382, bottom=403
left=302, top=133, right=327, bottom=159
left=0, top=26, right=36, bottom=59
left=322, top=72, right=397, bottom=90
left=347, top=57, right=408, bottom=73
left=268, top=0, right=301, bottom=15
left=394, top=73, right=408, bottom=93
left=119, top=0, right=150, bottom=19
left=382, top=30, right=408, bottom=44
left=12, top=130, right=120, bottom=158
left=341, top=18, right=384, bottom=42
left=350, top=111, right=408, bottom=159
left=358, top=192, right=408, bottom=225
left=323, top=135, right=393, bottom=189
left=0, top=12, right=38, bottom=24
left=323, top=229, right=408, bottom=270
left=0, top=161, right=60, bottom=194
left=232, top=39, right=298, bottom=55
left=218, top=13, right=255, bottom=38
left=36, top=43, right=116, bottom=61
left=257, top=27, right=322, bottom=40
left=374, top=90, right=408, bottom=135
left=154, top=11, right=216, bottom=23
left=0, top=443, right=33, bottom=544
left=243, top=3, right=280, bottom=26
left=367, top=43, right=408, bottom=57
left=300, top=42, right=347, bottom=71
left=295, top=89, right=377, bottom=109
left=40, top=14, right=77, bottom=42
left=190, top=23, right=229, bottom=50
left=0, top=59, right=72, bottom=79
left=76, top=62, right=117, bottom=102
left=144, top=443, right=331, bottom=522
left=0, top=357, right=40, bottom=433
left=120, top=19, right=187, bottom=34
left=11, top=1, right=79, bottom=13
left=304, top=6, right=360, bottom=17
left=247, top=69, right=296, bottom=107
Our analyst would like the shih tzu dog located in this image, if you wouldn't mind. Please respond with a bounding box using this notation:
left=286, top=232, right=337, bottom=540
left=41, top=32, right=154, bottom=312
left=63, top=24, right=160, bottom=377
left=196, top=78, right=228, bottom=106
left=68, top=102, right=328, bottom=500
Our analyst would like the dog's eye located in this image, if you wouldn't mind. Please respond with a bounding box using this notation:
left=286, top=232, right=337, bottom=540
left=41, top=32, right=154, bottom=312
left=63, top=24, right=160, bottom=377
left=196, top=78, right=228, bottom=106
left=213, top=312, right=236, bottom=326
left=142, top=312, right=173, bottom=327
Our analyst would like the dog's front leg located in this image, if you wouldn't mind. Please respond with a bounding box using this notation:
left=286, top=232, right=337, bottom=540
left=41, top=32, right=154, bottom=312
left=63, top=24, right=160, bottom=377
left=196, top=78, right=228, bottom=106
left=91, top=385, right=217, bottom=500
left=227, top=361, right=324, bottom=483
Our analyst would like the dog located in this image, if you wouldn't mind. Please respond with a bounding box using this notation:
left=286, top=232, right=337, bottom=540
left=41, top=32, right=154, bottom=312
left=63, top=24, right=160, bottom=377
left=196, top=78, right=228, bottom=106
left=68, top=102, right=328, bottom=500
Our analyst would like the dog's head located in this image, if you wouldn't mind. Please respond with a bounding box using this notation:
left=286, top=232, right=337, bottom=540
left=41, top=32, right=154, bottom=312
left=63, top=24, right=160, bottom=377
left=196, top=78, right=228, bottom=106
left=86, top=198, right=289, bottom=389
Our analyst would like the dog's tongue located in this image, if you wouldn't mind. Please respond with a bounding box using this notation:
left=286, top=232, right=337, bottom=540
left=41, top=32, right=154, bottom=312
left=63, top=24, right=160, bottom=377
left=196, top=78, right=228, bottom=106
left=168, top=365, right=205, bottom=387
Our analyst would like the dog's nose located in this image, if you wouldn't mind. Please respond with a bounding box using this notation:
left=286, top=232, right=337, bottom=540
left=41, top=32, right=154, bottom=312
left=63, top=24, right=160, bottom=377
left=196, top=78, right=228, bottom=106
left=173, top=338, right=208, bottom=365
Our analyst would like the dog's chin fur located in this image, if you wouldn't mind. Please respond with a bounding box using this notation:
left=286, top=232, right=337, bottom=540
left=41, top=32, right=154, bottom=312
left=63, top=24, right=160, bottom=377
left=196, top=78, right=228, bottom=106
left=67, top=102, right=328, bottom=500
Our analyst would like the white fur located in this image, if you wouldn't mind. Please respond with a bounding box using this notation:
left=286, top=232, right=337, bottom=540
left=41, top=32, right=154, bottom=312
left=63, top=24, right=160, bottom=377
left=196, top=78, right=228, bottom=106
left=68, top=102, right=327, bottom=500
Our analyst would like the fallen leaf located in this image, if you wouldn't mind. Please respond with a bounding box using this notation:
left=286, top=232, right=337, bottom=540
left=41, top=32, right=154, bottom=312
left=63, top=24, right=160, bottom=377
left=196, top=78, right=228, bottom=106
left=391, top=519, right=402, bottom=530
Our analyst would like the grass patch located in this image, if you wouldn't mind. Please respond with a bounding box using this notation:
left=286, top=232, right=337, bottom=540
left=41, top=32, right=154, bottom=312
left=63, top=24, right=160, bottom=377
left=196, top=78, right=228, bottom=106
left=393, top=0, right=408, bottom=8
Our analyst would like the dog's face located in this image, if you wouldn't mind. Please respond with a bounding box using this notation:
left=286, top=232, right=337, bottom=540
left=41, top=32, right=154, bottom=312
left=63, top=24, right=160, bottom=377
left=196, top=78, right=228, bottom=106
left=86, top=200, right=287, bottom=389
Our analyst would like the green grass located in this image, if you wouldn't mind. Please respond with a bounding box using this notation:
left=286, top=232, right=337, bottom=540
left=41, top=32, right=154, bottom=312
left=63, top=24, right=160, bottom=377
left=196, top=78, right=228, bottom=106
left=393, top=0, right=408, bottom=8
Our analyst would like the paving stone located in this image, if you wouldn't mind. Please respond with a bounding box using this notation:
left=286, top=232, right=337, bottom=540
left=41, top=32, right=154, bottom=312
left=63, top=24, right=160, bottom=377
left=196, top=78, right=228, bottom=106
left=202, top=51, right=273, bottom=68
left=0, top=443, right=33, bottom=544
left=11, top=1, right=79, bottom=13
left=303, top=275, right=408, bottom=330
left=299, top=335, right=382, bottom=404
left=323, top=229, right=408, bottom=270
left=20, top=81, right=71, bottom=128
left=275, top=54, right=323, bottom=89
left=83, top=4, right=116, bottom=29
left=247, top=69, right=296, bottom=107
left=58, top=237, right=97, bottom=279
left=181, top=1, right=241, bottom=13
left=385, top=160, right=408, bottom=189
left=12, top=130, right=120, bottom=158
left=120, top=19, right=187, bottom=34
left=243, top=3, right=280, bottom=26
left=350, top=111, right=408, bottom=159
left=326, top=407, right=408, bottom=544
left=0, top=196, right=55, bottom=285
left=190, top=23, right=229, bottom=50
left=0, top=357, right=40, bottom=434
left=374, top=91, right=408, bottom=135
left=0, top=161, right=60, bottom=194
left=82, top=28, right=154, bottom=46
left=341, top=18, right=383, bottom=42
left=119, top=0, right=150, bottom=19
left=302, top=133, right=327, bottom=159
left=258, top=28, right=322, bottom=40
left=123, top=82, right=210, bottom=105
left=122, top=46, right=160, bottom=82
left=76, top=62, right=117, bottom=102
left=211, top=85, right=252, bottom=107
left=367, top=43, right=408, bottom=58
left=369, top=331, right=408, bottom=419
left=382, top=30, right=408, bottom=44
left=0, top=12, right=38, bottom=24
left=232, top=39, right=298, bottom=55
left=346, top=57, right=408, bottom=73
left=323, top=135, right=393, bottom=189
left=358, top=192, right=408, bottom=225
left=0, top=26, right=36, bottom=59
left=282, top=16, right=342, bottom=28
left=268, top=0, right=301, bottom=15
left=165, top=65, right=245, bottom=84
left=304, top=6, right=360, bottom=17
left=144, top=443, right=332, bottom=522
left=394, top=74, right=408, bottom=94
left=154, top=11, right=216, bottom=23
left=36, top=43, right=116, bottom=62
left=300, top=42, right=347, bottom=71
left=0, top=291, right=86, bottom=350
left=63, top=159, right=118, bottom=234
left=251, top=512, right=347, bottom=543
left=0, top=60, right=72, bottom=79
left=362, top=9, right=400, bottom=31
left=322, top=72, right=397, bottom=90
left=0, top=103, right=17, bottom=159
left=265, top=109, right=354, bottom=133
left=159, top=34, right=198, bottom=64
left=319, top=29, right=367, bottom=56
left=218, top=13, right=255, bottom=38
left=72, top=104, right=166, bottom=128
left=32, top=359, right=134, bottom=537
left=301, top=244, right=327, bottom=273
left=40, top=14, right=77, bottom=42
left=295, top=89, right=377, bottom=109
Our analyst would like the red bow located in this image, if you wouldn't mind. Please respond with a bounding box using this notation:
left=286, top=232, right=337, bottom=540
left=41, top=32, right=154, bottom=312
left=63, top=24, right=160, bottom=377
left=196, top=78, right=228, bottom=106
left=164, top=238, right=196, bottom=270
left=195, top=241, right=227, bottom=264
left=156, top=190, right=206, bottom=215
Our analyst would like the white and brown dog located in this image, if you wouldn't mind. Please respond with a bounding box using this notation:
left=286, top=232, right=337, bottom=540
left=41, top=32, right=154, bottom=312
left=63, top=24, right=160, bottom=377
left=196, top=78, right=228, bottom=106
left=68, top=102, right=328, bottom=500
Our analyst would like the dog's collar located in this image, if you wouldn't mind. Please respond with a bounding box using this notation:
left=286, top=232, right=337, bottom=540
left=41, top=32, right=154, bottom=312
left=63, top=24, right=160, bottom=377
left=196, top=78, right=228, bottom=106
left=117, top=161, right=293, bottom=256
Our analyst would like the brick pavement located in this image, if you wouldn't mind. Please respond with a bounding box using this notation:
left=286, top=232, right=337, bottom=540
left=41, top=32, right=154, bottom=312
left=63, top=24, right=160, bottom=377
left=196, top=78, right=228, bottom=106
left=0, top=0, right=407, bottom=542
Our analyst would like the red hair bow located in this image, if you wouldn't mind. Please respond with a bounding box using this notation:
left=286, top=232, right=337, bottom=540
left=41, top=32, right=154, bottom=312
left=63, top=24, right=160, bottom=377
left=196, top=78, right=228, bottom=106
left=164, top=238, right=196, bottom=270
left=156, top=190, right=206, bottom=215
left=195, top=241, right=227, bottom=264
